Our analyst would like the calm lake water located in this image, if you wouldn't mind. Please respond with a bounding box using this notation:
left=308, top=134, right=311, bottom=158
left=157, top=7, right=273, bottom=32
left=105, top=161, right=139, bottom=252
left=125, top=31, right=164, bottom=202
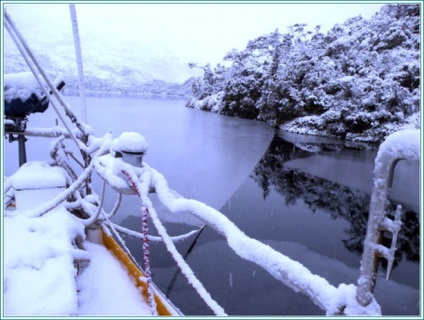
left=4, top=96, right=420, bottom=316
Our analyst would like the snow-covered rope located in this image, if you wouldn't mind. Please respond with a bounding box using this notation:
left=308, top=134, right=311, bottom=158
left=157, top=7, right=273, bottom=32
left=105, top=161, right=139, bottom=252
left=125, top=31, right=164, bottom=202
left=104, top=192, right=122, bottom=219
left=146, top=165, right=381, bottom=315
left=69, top=4, right=88, bottom=123
left=141, top=203, right=158, bottom=316
left=101, top=218, right=156, bottom=309
left=81, top=179, right=107, bottom=227
left=64, top=149, right=85, bottom=169
left=50, top=136, right=79, bottom=182
left=121, top=168, right=227, bottom=316
left=4, top=127, right=71, bottom=139
left=106, top=222, right=205, bottom=243
left=120, top=170, right=157, bottom=315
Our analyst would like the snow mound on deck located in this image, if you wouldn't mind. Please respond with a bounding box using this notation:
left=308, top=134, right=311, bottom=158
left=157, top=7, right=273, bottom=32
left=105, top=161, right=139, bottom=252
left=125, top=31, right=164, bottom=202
left=77, top=241, right=151, bottom=315
left=11, top=161, right=67, bottom=190
left=4, top=207, right=87, bottom=316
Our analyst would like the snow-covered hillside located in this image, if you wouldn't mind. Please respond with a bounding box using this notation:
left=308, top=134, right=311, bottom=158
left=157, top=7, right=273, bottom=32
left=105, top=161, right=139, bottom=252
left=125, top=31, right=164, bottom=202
left=186, top=4, right=421, bottom=143
left=4, top=6, right=199, bottom=96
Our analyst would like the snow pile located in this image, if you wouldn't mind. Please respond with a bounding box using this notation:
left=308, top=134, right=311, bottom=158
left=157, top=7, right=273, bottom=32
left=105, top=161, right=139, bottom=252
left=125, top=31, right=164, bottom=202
left=375, top=129, right=420, bottom=166
left=110, top=132, right=148, bottom=154
left=77, top=242, right=151, bottom=315
left=326, top=284, right=381, bottom=316
left=4, top=207, right=87, bottom=316
left=9, top=162, right=68, bottom=211
left=4, top=206, right=155, bottom=316
left=11, top=161, right=67, bottom=190
left=4, top=72, right=44, bottom=103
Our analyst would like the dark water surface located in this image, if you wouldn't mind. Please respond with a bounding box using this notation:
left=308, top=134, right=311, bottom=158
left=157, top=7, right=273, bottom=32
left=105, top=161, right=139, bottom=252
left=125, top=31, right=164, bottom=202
left=118, top=131, right=420, bottom=315
left=4, top=96, right=420, bottom=316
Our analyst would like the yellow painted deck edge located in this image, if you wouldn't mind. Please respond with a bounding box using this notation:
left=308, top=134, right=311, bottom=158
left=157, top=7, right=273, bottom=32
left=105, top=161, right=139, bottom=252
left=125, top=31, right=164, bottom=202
left=102, top=231, right=173, bottom=316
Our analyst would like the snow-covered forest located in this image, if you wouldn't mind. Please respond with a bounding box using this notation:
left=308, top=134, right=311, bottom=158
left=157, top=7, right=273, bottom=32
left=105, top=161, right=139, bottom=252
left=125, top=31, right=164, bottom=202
left=186, top=4, right=420, bottom=142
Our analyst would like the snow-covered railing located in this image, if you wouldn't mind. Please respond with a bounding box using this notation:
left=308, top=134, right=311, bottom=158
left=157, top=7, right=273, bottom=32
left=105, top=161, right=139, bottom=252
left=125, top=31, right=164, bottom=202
left=356, top=129, right=420, bottom=307
left=4, top=126, right=73, bottom=138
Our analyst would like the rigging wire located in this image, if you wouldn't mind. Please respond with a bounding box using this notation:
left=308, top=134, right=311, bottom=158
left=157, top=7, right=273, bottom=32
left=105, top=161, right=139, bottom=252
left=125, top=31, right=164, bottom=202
left=5, top=9, right=93, bottom=194
left=69, top=4, right=88, bottom=123
left=4, top=17, right=81, bottom=150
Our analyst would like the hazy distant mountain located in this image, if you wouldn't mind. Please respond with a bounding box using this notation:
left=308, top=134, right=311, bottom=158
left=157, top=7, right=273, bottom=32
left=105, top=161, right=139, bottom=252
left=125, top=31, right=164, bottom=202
left=4, top=12, right=198, bottom=96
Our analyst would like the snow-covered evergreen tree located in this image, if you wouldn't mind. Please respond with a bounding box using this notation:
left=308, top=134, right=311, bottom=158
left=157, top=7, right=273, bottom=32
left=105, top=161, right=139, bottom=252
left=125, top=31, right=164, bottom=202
left=186, top=4, right=420, bottom=143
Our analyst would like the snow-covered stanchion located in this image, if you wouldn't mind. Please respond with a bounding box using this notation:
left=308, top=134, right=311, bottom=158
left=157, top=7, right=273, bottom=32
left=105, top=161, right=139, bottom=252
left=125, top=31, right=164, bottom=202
left=356, top=129, right=420, bottom=307
left=81, top=180, right=107, bottom=228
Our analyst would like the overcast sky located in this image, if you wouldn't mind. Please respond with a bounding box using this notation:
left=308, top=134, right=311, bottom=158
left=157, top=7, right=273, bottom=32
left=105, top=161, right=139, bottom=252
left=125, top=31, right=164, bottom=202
left=5, top=2, right=385, bottom=66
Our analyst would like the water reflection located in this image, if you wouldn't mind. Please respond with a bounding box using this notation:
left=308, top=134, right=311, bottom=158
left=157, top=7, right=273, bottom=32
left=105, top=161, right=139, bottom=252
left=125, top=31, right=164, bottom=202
left=116, top=132, right=420, bottom=315
left=251, top=133, right=419, bottom=272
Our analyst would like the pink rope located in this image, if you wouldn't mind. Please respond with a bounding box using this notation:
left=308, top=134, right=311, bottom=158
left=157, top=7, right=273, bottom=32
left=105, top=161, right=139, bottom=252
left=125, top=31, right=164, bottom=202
left=121, top=170, right=157, bottom=315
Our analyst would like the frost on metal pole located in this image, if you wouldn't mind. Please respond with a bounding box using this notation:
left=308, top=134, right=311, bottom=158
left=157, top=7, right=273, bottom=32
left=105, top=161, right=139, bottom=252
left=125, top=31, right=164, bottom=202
left=69, top=4, right=87, bottom=123
left=356, top=129, right=420, bottom=307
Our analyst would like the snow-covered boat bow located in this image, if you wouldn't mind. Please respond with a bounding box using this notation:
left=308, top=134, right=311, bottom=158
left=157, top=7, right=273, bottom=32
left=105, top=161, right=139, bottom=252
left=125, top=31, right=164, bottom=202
left=3, top=6, right=420, bottom=317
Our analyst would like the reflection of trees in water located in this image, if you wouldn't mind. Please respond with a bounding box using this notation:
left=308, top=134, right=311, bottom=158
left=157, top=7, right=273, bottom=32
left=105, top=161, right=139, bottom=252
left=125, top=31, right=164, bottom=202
left=251, top=134, right=419, bottom=269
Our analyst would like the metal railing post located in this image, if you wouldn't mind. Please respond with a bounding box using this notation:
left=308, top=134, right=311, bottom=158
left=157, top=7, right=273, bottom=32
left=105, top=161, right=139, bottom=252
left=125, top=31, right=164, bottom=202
left=356, top=129, right=420, bottom=307
left=356, top=154, right=400, bottom=306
